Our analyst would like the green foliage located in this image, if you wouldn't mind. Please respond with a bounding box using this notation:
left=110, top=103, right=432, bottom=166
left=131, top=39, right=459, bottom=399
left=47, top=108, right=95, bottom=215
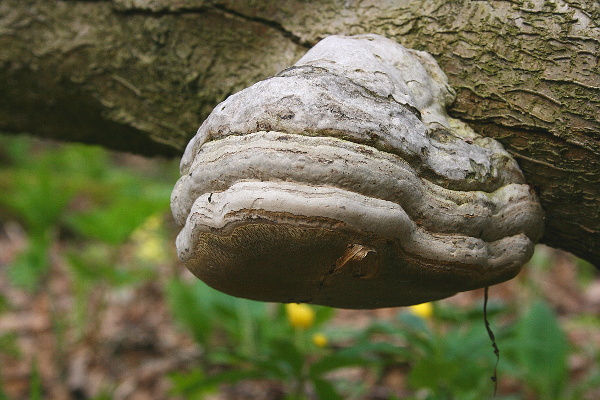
left=1, top=135, right=598, bottom=400
left=502, top=301, right=570, bottom=400
left=0, top=294, right=17, bottom=400
left=575, top=257, right=597, bottom=286
left=0, top=333, right=20, bottom=360
left=0, top=134, right=175, bottom=398
left=64, top=180, right=171, bottom=245
left=163, top=244, right=594, bottom=400
left=344, top=305, right=500, bottom=400
left=404, top=319, right=497, bottom=399
left=7, top=234, right=50, bottom=290
left=166, top=281, right=595, bottom=400
left=67, top=245, right=156, bottom=338
left=0, top=379, right=8, bottom=400
left=166, top=278, right=291, bottom=356
left=3, top=168, right=73, bottom=235
left=167, top=281, right=494, bottom=399
left=89, top=391, right=114, bottom=400
left=29, top=359, right=43, bottom=400
left=0, top=134, right=173, bottom=290
left=0, top=294, right=8, bottom=315
left=167, top=279, right=376, bottom=399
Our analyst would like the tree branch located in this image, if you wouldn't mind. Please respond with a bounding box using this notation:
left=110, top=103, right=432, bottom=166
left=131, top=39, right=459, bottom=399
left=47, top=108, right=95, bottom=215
left=1, top=0, right=598, bottom=265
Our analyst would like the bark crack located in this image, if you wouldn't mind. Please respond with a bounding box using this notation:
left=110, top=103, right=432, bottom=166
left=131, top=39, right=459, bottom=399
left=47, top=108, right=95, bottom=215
left=108, top=1, right=312, bottom=49
left=208, top=3, right=313, bottom=49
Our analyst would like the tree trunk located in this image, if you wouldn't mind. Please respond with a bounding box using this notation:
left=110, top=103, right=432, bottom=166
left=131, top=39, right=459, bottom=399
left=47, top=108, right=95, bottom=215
left=1, top=0, right=598, bottom=265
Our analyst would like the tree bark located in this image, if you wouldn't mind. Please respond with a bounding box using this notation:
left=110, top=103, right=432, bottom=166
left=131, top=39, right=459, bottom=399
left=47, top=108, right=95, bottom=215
left=1, top=0, right=598, bottom=265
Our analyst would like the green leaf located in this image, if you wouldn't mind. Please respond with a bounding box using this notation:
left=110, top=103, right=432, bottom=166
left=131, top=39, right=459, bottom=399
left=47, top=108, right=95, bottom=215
left=407, top=321, right=498, bottom=399
left=268, top=340, right=305, bottom=378
left=170, top=368, right=265, bottom=398
left=0, top=134, right=31, bottom=167
left=512, top=301, right=569, bottom=398
left=313, top=305, right=336, bottom=327
left=8, top=236, right=50, bottom=290
left=338, top=341, right=409, bottom=360
left=0, top=389, right=8, bottom=400
left=398, top=311, right=430, bottom=334
left=89, top=390, right=114, bottom=400
left=242, top=357, right=290, bottom=380
left=310, top=352, right=373, bottom=378
left=0, top=333, right=20, bottom=358
left=67, top=252, right=153, bottom=287
left=0, top=378, right=10, bottom=400
left=66, top=196, right=169, bottom=245
left=42, top=143, right=109, bottom=179
left=409, top=355, right=460, bottom=393
left=165, top=279, right=214, bottom=347
left=312, top=378, right=343, bottom=400
left=435, top=301, right=506, bottom=323
left=29, top=359, right=43, bottom=400
left=363, top=320, right=400, bottom=336
left=0, top=294, right=9, bottom=314
left=201, top=369, right=266, bottom=386
left=396, top=312, right=434, bottom=353
left=1, top=169, right=73, bottom=233
left=169, top=369, right=214, bottom=398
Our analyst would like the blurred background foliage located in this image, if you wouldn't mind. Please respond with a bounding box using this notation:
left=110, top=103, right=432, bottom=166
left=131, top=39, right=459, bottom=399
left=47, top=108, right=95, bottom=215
left=0, top=133, right=598, bottom=400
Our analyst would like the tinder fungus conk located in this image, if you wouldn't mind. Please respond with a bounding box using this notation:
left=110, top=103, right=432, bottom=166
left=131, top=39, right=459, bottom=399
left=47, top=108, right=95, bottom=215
left=171, top=34, right=544, bottom=309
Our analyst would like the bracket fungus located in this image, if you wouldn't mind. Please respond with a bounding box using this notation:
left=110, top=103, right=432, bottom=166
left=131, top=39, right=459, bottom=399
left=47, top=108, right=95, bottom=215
left=171, top=34, right=544, bottom=309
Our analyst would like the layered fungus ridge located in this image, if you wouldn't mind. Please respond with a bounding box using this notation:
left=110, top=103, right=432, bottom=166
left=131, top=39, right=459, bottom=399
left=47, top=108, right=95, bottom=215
left=172, top=131, right=543, bottom=243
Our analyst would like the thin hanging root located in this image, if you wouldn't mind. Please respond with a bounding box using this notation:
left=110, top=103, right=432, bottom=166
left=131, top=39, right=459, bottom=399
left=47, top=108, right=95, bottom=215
left=484, top=286, right=500, bottom=397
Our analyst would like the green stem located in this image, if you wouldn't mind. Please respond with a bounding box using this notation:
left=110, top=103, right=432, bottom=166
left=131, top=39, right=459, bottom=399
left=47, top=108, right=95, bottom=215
left=238, top=300, right=256, bottom=357
left=292, top=328, right=307, bottom=400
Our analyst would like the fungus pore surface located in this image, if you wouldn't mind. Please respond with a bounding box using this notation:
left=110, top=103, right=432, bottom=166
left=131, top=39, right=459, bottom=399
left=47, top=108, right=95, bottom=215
left=171, top=34, right=544, bottom=309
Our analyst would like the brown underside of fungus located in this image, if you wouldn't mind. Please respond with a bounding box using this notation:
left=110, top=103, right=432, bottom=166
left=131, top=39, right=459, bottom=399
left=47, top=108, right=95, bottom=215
left=171, top=34, right=544, bottom=309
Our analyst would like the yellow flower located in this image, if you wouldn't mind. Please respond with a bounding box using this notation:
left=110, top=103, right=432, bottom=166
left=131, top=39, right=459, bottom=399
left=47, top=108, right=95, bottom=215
left=285, top=303, right=315, bottom=329
left=409, top=302, right=434, bottom=319
left=132, top=214, right=166, bottom=263
left=141, top=214, right=163, bottom=231
left=135, top=236, right=165, bottom=263
left=312, top=333, right=328, bottom=348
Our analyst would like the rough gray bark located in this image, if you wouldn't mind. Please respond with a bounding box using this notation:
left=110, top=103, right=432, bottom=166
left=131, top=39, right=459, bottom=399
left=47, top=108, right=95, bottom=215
left=1, top=0, right=598, bottom=265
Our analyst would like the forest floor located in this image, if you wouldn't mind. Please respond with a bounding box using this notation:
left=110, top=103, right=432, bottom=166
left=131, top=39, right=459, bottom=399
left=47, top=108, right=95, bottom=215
left=0, top=141, right=599, bottom=400
left=1, top=229, right=599, bottom=400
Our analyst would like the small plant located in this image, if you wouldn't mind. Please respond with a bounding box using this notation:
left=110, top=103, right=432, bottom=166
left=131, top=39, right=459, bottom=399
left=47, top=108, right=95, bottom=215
left=0, top=134, right=176, bottom=398
left=501, top=301, right=570, bottom=400
left=342, top=302, right=503, bottom=400
left=167, top=279, right=387, bottom=399
left=0, top=294, right=20, bottom=400
left=166, top=275, right=597, bottom=400
left=0, top=135, right=173, bottom=291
